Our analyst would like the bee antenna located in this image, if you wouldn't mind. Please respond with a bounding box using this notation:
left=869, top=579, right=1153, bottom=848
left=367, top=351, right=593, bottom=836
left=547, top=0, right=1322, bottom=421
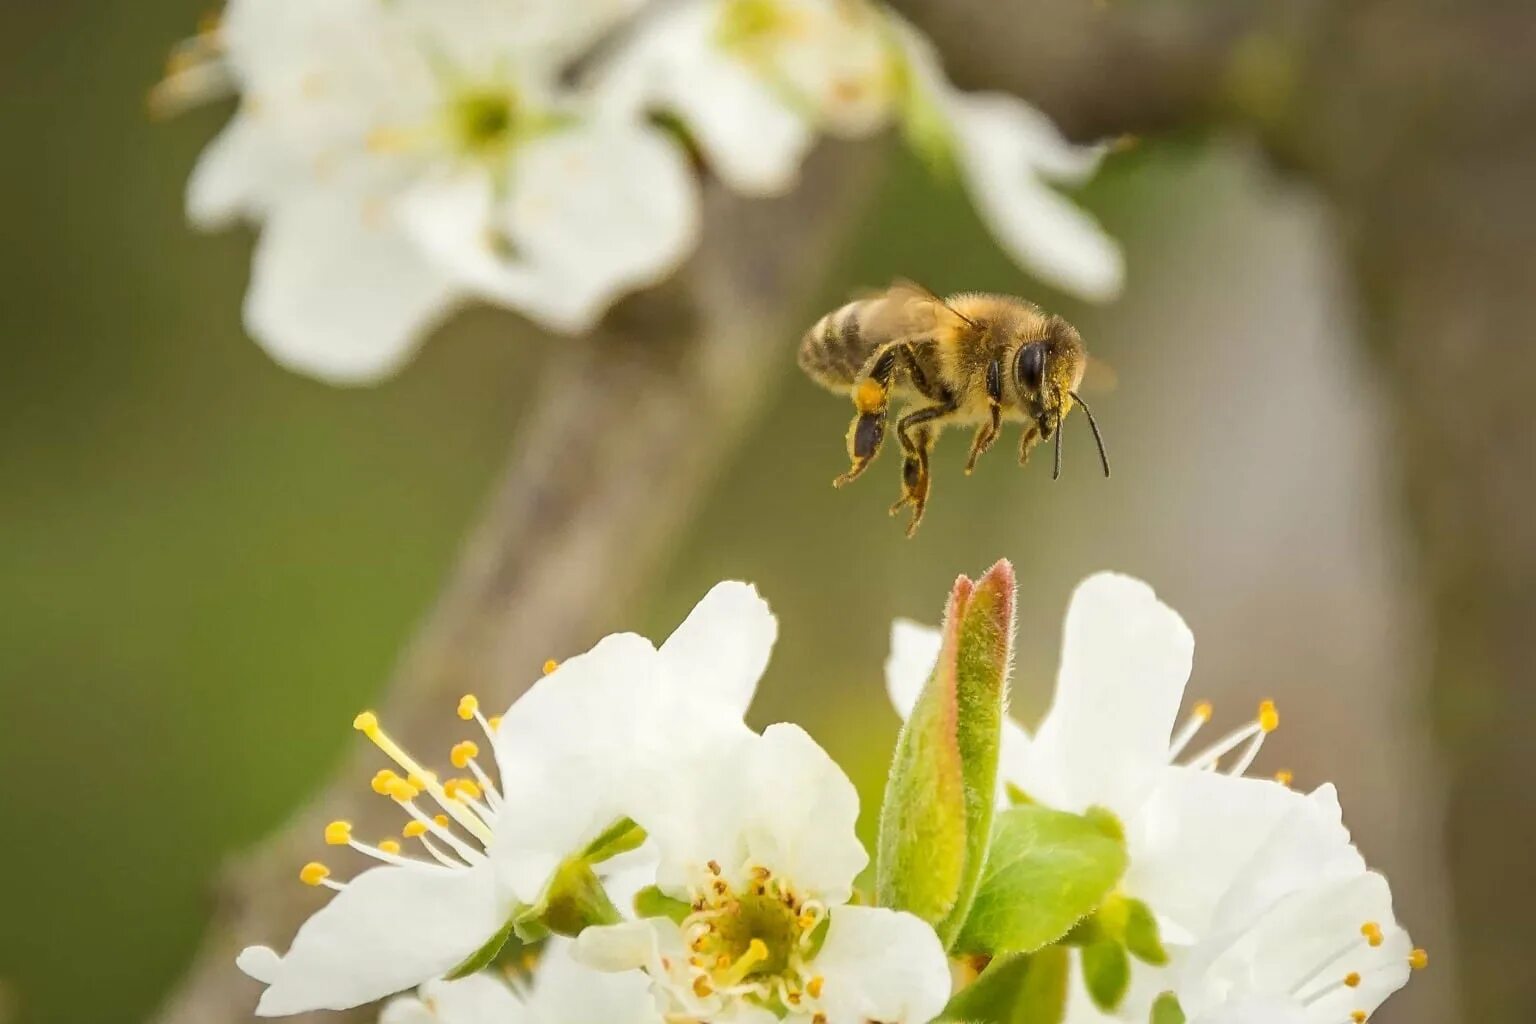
left=1052, top=406, right=1064, bottom=480
left=1069, top=391, right=1111, bottom=478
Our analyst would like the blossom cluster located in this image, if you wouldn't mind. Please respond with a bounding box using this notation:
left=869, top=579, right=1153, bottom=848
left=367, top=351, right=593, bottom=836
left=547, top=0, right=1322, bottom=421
left=237, top=568, right=1421, bottom=1024
left=158, top=0, right=1124, bottom=384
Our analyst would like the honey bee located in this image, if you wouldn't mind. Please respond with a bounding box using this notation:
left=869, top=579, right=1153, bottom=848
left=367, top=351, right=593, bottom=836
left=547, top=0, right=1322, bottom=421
left=798, top=280, right=1110, bottom=535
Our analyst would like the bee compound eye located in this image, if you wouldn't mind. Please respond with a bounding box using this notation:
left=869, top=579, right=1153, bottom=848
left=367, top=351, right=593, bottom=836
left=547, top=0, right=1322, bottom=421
left=1015, top=342, right=1046, bottom=392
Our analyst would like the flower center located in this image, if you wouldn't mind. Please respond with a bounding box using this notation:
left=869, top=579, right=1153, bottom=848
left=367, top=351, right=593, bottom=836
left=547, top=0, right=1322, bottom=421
left=681, top=862, right=828, bottom=1012
left=449, top=89, right=516, bottom=156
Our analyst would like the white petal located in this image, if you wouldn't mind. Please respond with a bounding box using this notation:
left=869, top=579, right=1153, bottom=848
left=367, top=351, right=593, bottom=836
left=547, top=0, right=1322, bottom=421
left=187, top=115, right=278, bottom=229
left=235, top=945, right=280, bottom=983
left=597, top=0, right=814, bottom=195
left=573, top=918, right=671, bottom=975
left=250, top=862, right=509, bottom=1015
left=245, top=189, right=460, bottom=385
left=379, top=995, right=437, bottom=1024
left=1124, top=768, right=1303, bottom=943
left=1028, top=573, right=1194, bottom=817
left=490, top=633, right=663, bottom=904
left=418, top=973, right=530, bottom=1024
left=947, top=90, right=1123, bottom=301
left=526, top=938, right=659, bottom=1024
left=812, top=906, right=950, bottom=1024
left=658, top=581, right=777, bottom=718
left=1189, top=999, right=1310, bottom=1024
left=884, top=619, right=942, bottom=717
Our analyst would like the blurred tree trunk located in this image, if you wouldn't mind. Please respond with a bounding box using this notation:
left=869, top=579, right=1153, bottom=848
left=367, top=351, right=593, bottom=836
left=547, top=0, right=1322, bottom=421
left=154, top=143, right=882, bottom=1024
left=892, top=1, right=1536, bottom=1020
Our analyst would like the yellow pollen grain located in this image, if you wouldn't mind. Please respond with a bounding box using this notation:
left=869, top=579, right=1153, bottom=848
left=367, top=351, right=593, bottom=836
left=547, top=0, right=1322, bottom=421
left=451, top=741, right=479, bottom=769
left=1361, top=922, right=1384, bottom=947
left=1274, top=769, right=1294, bottom=787
left=543, top=659, right=560, bottom=675
left=807, top=975, right=825, bottom=999
left=403, top=821, right=428, bottom=838
left=1258, top=699, right=1280, bottom=733
left=457, top=695, right=479, bottom=720
left=853, top=378, right=884, bottom=414
left=299, top=862, right=330, bottom=886
left=1409, top=948, right=1429, bottom=970
left=1193, top=700, right=1214, bottom=721
left=1344, top=972, right=1361, bottom=988
left=324, top=821, right=352, bottom=846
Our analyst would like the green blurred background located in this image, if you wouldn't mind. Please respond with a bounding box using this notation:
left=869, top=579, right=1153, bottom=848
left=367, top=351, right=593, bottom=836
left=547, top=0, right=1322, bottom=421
left=0, top=2, right=1460, bottom=1023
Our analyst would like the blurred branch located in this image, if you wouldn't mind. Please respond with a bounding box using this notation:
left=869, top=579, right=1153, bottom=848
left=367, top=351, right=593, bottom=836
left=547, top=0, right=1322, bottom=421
left=154, top=142, right=883, bottom=1024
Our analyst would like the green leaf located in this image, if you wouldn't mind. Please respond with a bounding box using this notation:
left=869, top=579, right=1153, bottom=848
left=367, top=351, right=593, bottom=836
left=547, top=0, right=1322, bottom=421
left=443, top=912, right=523, bottom=980
left=1082, top=939, right=1130, bottom=1012
left=633, top=884, right=692, bottom=924
left=877, top=560, right=1015, bottom=948
left=1150, top=992, right=1187, bottom=1024
left=954, top=804, right=1129, bottom=956
left=581, top=817, right=646, bottom=864
left=941, top=947, right=1069, bottom=1024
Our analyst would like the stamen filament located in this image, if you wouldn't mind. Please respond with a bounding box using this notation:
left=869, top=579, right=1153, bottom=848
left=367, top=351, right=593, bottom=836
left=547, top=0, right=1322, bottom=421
left=355, top=712, right=495, bottom=844
left=397, top=798, right=484, bottom=864
left=1168, top=700, right=1213, bottom=759
left=1226, top=728, right=1268, bottom=777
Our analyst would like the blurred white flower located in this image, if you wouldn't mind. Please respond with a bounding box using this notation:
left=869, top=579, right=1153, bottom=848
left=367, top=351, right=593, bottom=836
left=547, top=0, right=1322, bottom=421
left=378, top=939, right=660, bottom=1024
left=575, top=723, right=951, bottom=1024
left=602, top=0, right=1122, bottom=299
left=237, top=581, right=776, bottom=1015
left=172, top=0, right=697, bottom=384
left=886, top=572, right=1417, bottom=1022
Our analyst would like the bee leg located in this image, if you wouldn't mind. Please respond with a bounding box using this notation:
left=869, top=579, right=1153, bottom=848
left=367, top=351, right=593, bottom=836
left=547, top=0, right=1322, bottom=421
left=1018, top=425, right=1042, bottom=466
left=890, top=397, right=958, bottom=536
left=834, top=346, right=904, bottom=487
left=964, top=404, right=1003, bottom=475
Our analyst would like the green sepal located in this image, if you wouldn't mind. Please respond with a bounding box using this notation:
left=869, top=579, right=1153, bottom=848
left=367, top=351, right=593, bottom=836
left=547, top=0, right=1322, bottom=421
left=953, top=804, right=1129, bottom=956
left=940, top=947, right=1069, bottom=1024
left=581, top=817, right=646, bottom=865
left=539, top=858, right=622, bottom=937
left=1081, top=939, right=1131, bottom=1012
left=633, top=884, right=692, bottom=924
left=877, top=561, right=1015, bottom=949
left=1150, top=992, right=1187, bottom=1024
left=1121, top=897, right=1168, bottom=966
left=444, top=911, right=525, bottom=980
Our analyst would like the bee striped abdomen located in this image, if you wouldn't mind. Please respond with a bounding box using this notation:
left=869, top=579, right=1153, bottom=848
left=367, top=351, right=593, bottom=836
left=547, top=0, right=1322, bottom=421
left=797, top=299, right=876, bottom=393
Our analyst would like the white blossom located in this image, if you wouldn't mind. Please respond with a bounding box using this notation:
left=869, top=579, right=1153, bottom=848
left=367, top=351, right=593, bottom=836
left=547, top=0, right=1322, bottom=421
left=886, top=572, right=1418, bottom=1022
left=174, top=0, right=697, bottom=384
left=575, top=724, right=951, bottom=1024
left=602, top=0, right=1123, bottom=299
left=378, top=940, right=660, bottom=1024
left=237, top=581, right=775, bottom=1015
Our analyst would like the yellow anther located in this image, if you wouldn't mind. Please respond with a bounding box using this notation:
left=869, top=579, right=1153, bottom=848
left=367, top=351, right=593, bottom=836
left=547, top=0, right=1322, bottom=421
left=457, top=695, right=479, bottom=720
left=433, top=814, right=450, bottom=828
left=446, top=778, right=481, bottom=800
left=403, top=820, right=428, bottom=838
left=299, top=862, right=331, bottom=886
left=371, top=769, right=399, bottom=795
left=487, top=715, right=502, bottom=731
left=1344, top=972, right=1361, bottom=988
left=1258, top=700, right=1280, bottom=733
left=353, top=711, right=380, bottom=735
left=787, top=990, right=803, bottom=1005
left=324, top=821, right=352, bottom=846
left=807, top=975, right=825, bottom=999
left=407, top=772, right=434, bottom=790
left=543, top=659, right=559, bottom=675
left=1409, top=948, right=1429, bottom=970
left=1361, top=922, right=1384, bottom=947
left=1351, top=1013, right=1367, bottom=1023
left=1274, top=769, right=1294, bottom=787
left=813, top=1014, right=828, bottom=1024
left=692, top=976, right=713, bottom=997
left=1193, top=700, right=1214, bottom=721
left=707, top=859, right=722, bottom=876
left=798, top=913, right=818, bottom=930
left=378, top=839, right=402, bottom=855
left=714, top=954, right=731, bottom=970
left=385, top=777, right=420, bottom=802
left=451, top=741, right=480, bottom=769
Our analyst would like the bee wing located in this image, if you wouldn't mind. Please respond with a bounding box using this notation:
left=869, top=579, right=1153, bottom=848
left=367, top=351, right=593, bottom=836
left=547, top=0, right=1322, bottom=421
left=1081, top=354, right=1119, bottom=394
left=857, top=278, right=974, bottom=341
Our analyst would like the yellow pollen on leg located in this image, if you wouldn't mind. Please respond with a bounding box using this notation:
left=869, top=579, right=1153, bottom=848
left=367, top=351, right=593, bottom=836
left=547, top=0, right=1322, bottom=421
left=1409, top=948, right=1429, bottom=970
left=543, top=659, right=559, bottom=675
left=451, top=741, right=479, bottom=768
left=457, top=695, right=479, bottom=720
left=324, top=821, right=352, bottom=846
left=1344, top=972, right=1361, bottom=988
left=853, top=378, right=884, bottom=414
left=1361, top=922, right=1384, bottom=947
left=299, top=862, right=331, bottom=886
left=1258, top=699, right=1280, bottom=732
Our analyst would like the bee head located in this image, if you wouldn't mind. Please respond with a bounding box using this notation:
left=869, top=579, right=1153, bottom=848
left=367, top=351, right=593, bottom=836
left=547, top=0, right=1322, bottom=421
left=1012, top=316, right=1086, bottom=434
